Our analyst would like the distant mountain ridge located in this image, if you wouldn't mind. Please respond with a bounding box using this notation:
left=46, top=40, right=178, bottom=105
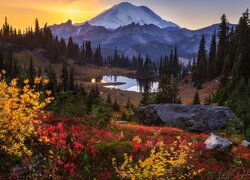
left=49, top=2, right=235, bottom=61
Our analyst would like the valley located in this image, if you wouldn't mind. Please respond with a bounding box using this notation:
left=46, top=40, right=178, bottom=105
left=14, top=50, right=219, bottom=106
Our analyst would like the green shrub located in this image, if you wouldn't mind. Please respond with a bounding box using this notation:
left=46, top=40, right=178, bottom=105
left=86, top=105, right=113, bottom=127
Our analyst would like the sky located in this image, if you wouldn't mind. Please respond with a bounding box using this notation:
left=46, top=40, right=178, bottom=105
left=0, top=0, right=249, bottom=30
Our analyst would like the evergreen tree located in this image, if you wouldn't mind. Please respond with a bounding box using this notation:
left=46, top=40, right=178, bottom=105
left=155, top=75, right=178, bottom=104
left=207, top=31, right=217, bottom=80
left=159, top=57, right=163, bottom=77
left=0, top=51, right=4, bottom=70
left=59, top=39, right=67, bottom=56
left=173, top=45, right=180, bottom=77
left=34, top=18, right=40, bottom=37
left=106, top=93, right=112, bottom=104
left=67, top=37, right=74, bottom=58
left=86, top=91, right=94, bottom=113
left=61, top=60, right=68, bottom=92
left=46, top=65, right=57, bottom=95
left=192, top=91, right=201, bottom=105
left=221, top=55, right=231, bottom=85
left=69, top=66, right=75, bottom=91
left=216, top=14, right=229, bottom=76
left=113, top=98, right=120, bottom=112
left=28, top=57, right=35, bottom=86
left=94, top=85, right=100, bottom=98
left=126, top=97, right=133, bottom=110
left=193, top=35, right=207, bottom=89
left=140, top=81, right=151, bottom=105
left=93, top=45, right=103, bottom=66
left=204, top=95, right=212, bottom=105
left=37, top=66, right=42, bottom=77
left=85, top=41, right=93, bottom=63
left=79, top=42, right=85, bottom=65
left=6, top=50, right=13, bottom=78
left=232, top=10, right=250, bottom=80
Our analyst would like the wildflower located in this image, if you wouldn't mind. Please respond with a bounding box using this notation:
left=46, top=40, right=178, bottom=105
left=43, top=79, right=49, bottom=84
left=132, top=135, right=142, bottom=144
left=23, top=79, right=29, bottom=84
left=34, top=76, right=42, bottom=84
left=46, top=90, right=52, bottom=95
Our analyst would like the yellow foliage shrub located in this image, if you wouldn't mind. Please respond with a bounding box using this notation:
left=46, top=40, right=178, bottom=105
left=113, top=137, right=203, bottom=179
left=0, top=73, right=53, bottom=157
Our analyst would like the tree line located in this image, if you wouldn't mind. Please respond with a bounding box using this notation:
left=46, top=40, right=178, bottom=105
left=191, top=10, right=250, bottom=136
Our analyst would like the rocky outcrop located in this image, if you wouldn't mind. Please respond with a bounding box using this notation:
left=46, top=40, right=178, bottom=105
left=138, top=104, right=238, bottom=132
left=204, top=134, right=232, bottom=152
left=241, top=140, right=250, bottom=148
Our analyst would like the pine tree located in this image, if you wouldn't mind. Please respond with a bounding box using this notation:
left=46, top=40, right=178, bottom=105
left=67, top=37, right=74, bottom=58
left=94, top=85, right=100, bottom=98
left=34, top=18, right=40, bottom=36
left=86, top=91, right=94, bottom=113
left=28, top=57, right=35, bottom=86
left=0, top=51, right=4, bottom=70
left=169, top=50, right=173, bottom=76
left=232, top=9, right=250, bottom=80
left=37, top=66, right=42, bottom=77
left=13, top=60, right=19, bottom=78
left=61, top=60, right=68, bottom=92
left=80, top=42, right=85, bottom=65
left=140, top=81, right=151, bottom=105
left=46, top=65, right=57, bottom=95
left=6, top=50, right=13, bottom=78
left=216, top=14, right=229, bottom=76
left=94, top=46, right=100, bottom=65
left=69, top=66, right=75, bottom=91
left=59, top=39, right=67, bottom=56
left=106, top=93, right=112, bottom=104
left=126, top=97, right=133, bottom=110
left=173, top=45, right=179, bottom=77
left=207, top=31, right=217, bottom=80
left=221, top=55, right=231, bottom=85
left=155, top=74, right=178, bottom=104
left=34, top=18, right=41, bottom=47
left=192, top=91, right=201, bottom=105
left=113, top=98, right=120, bottom=112
left=204, top=95, right=212, bottom=105
left=193, top=35, right=207, bottom=89
left=85, top=41, right=93, bottom=63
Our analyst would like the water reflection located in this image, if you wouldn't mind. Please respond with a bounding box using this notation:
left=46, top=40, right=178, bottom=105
left=93, top=75, right=158, bottom=93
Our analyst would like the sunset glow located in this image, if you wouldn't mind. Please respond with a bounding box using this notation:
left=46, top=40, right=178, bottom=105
left=0, top=0, right=106, bottom=30
left=0, top=0, right=249, bottom=30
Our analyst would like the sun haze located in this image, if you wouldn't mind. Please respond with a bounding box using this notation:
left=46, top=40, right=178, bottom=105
left=0, top=0, right=249, bottom=30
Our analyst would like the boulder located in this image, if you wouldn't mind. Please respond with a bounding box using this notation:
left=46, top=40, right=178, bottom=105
left=241, top=140, right=250, bottom=148
left=204, top=134, right=232, bottom=152
left=138, top=104, right=237, bottom=132
left=116, top=121, right=128, bottom=124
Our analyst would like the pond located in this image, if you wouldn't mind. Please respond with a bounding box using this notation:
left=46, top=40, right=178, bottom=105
left=92, top=75, right=159, bottom=93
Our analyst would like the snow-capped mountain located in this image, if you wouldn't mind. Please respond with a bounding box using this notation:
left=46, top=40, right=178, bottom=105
left=88, top=2, right=179, bottom=30
left=49, top=2, right=236, bottom=61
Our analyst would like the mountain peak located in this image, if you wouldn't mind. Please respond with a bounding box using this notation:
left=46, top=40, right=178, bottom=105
left=88, top=2, right=179, bottom=30
left=115, top=2, right=133, bottom=6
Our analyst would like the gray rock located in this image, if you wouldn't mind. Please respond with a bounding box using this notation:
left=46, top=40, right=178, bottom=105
left=116, top=121, right=128, bottom=124
left=204, top=134, right=232, bottom=152
left=138, top=104, right=238, bottom=132
left=241, top=140, right=250, bottom=148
